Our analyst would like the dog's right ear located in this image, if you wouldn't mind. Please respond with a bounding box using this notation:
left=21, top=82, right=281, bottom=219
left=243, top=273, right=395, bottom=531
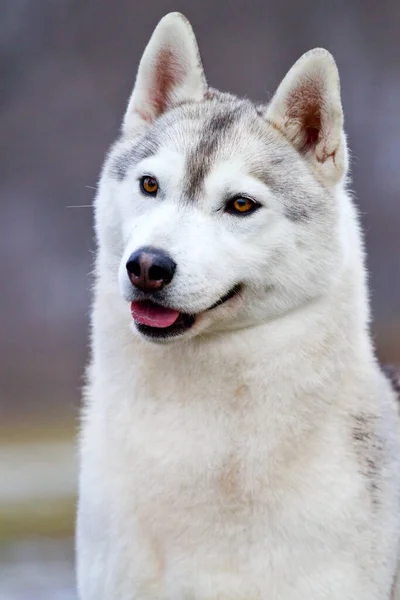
left=266, top=49, right=347, bottom=187
left=123, top=13, right=207, bottom=134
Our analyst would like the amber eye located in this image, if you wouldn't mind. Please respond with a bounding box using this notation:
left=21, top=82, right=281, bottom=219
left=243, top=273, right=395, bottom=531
left=226, top=196, right=259, bottom=216
left=140, top=176, right=158, bottom=196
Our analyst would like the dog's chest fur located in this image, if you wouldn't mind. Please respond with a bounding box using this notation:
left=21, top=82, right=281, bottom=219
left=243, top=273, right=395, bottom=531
left=79, top=306, right=400, bottom=599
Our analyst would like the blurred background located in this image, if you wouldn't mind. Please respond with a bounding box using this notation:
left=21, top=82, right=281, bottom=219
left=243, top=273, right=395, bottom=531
left=0, top=0, right=399, bottom=597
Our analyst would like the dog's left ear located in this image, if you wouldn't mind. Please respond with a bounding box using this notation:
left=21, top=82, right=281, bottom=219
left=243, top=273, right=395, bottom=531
left=123, top=12, right=207, bottom=134
left=267, top=49, right=347, bottom=186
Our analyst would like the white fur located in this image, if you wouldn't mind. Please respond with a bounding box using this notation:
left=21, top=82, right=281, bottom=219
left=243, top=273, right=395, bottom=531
left=77, top=12, right=400, bottom=600
left=267, top=48, right=347, bottom=186
left=123, top=12, right=206, bottom=133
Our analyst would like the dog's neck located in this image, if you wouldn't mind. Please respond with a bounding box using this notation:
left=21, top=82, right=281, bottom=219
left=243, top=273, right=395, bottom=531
left=89, top=263, right=373, bottom=460
left=93, top=254, right=373, bottom=403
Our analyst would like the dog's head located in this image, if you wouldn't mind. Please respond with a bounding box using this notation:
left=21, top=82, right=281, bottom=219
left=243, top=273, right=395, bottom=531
left=95, top=12, right=350, bottom=343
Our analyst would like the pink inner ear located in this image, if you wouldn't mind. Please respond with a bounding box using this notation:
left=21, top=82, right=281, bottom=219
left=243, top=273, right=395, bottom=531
left=286, top=82, right=323, bottom=153
left=140, top=48, right=185, bottom=122
left=303, top=121, right=320, bottom=153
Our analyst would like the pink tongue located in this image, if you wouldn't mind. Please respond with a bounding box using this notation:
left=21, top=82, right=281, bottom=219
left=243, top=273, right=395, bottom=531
left=131, top=301, right=180, bottom=328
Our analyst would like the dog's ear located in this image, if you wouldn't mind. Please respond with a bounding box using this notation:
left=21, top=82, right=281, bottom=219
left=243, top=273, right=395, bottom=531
left=267, top=49, right=347, bottom=186
left=123, top=13, right=206, bottom=134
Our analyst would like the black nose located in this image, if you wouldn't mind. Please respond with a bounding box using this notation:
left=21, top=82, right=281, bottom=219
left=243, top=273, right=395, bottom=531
left=126, top=246, right=177, bottom=292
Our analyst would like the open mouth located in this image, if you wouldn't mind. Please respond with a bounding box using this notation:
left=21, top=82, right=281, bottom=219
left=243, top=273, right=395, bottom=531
left=131, top=284, right=241, bottom=339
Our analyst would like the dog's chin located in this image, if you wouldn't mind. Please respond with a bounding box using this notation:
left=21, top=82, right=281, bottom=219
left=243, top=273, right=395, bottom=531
left=130, top=284, right=242, bottom=343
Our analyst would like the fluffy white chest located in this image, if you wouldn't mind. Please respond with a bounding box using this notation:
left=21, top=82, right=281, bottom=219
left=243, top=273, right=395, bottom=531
left=78, top=368, right=387, bottom=600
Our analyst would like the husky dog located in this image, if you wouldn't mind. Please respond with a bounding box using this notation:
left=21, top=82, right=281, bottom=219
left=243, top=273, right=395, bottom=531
left=77, top=12, right=400, bottom=600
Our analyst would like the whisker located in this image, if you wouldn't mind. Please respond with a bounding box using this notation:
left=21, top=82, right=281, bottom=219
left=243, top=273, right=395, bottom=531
left=67, top=205, right=93, bottom=209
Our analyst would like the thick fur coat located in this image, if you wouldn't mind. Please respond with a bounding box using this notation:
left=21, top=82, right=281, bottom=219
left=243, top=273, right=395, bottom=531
left=77, top=13, right=400, bottom=600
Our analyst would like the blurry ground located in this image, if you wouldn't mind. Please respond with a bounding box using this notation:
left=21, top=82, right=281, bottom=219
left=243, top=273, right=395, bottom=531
left=0, top=428, right=77, bottom=599
left=0, top=538, right=76, bottom=600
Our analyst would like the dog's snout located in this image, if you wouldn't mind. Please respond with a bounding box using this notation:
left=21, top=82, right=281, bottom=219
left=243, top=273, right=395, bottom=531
left=126, top=246, right=177, bottom=292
